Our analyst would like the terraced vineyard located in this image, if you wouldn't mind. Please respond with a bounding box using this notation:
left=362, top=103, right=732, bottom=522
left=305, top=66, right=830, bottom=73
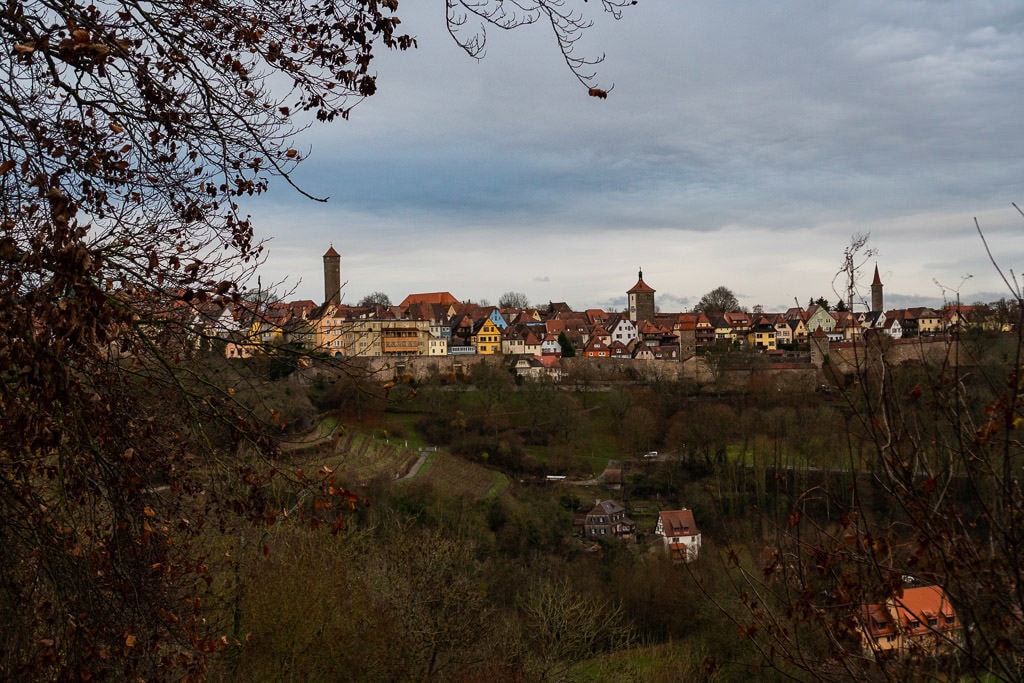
left=286, top=417, right=506, bottom=499
left=403, top=450, right=509, bottom=499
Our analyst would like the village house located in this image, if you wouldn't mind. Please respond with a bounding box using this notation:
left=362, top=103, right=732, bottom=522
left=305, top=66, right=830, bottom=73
left=584, top=500, right=636, bottom=540
left=654, top=509, right=702, bottom=562
left=857, top=585, right=962, bottom=659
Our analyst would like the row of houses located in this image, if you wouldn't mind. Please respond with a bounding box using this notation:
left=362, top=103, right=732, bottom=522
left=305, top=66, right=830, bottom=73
left=205, top=297, right=987, bottom=362
left=583, top=500, right=702, bottom=563
left=183, top=257, right=1010, bottom=361
left=196, top=291, right=689, bottom=361
left=703, top=303, right=956, bottom=352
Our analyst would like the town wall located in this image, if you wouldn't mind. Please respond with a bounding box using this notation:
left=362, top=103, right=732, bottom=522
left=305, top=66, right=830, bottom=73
left=303, top=337, right=961, bottom=390
left=822, top=336, right=959, bottom=376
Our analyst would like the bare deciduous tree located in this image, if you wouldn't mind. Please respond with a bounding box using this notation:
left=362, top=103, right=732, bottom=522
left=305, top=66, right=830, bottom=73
left=719, top=221, right=1024, bottom=680
left=0, top=0, right=633, bottom=677
left=499, top=290, right=530, bottom=309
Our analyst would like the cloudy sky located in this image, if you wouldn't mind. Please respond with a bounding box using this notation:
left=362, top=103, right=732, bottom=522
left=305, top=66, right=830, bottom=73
left=243, top=1, right=1024, bottom=314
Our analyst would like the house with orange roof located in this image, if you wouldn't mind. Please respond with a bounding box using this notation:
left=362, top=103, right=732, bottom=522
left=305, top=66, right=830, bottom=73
left=654, top=509, right=701, bottom=562
left=857, top=585, right=962, bottom=658
left=637, top=319, right=667, bottom=347
left=537, top=354, right=566, bottom=381
left=722, top=311, right=751, bottom=332
left=399, top=292, right=459, bottom=308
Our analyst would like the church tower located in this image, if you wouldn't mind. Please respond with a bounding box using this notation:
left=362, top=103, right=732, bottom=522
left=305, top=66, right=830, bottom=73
left=627, top=269, right=656, bottom=324
left=323, top=245, right=341, bottom=304
left=870, top=264, right=883, bottom=313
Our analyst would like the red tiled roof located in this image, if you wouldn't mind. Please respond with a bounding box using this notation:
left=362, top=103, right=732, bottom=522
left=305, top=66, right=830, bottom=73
left=400, top=292, right=459, bottom=307
left=658, top=509, right=700, bottom=537
left=627, top=276, right=655, bottom=294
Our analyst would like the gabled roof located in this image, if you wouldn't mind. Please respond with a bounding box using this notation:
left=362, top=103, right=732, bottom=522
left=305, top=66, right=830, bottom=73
left=472, top=317, right=496, bottom=334
left=658, top=509, right=700, bottom=537
left=542, top=301, right=574, bottom=318
left=538, top=355, right=562, bottom=369
left=608, top=340, right=630, bottom=355
left=723, top=311, right=751, bottom=326
left=632, top=345, right=655, bottom=359
left=323, top=245, right=340, bottom=257
left=905, top=307, right=940, bottom=319
left=399, top=292, right=459, bottom=307
left=638, top=320, right=664, bottom=335
left=544, top=320, right=567, bottom=334
left=589, top=499, right=625, bottom=516
left=861, top=585, right=958, bottom=638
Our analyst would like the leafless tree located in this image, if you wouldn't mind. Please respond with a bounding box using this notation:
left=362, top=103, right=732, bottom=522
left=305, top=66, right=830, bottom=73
left=718, top=220, right=1024, bottom=680
left=0, top=0, right=633, bottom=677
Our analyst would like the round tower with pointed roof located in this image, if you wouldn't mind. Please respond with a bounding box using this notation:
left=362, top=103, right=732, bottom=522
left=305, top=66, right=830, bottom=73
left=871, top=264, right=883, bottom=313
left=323, top=245, right=341, bottom=304
left=627, top=268, right=656, bottom=324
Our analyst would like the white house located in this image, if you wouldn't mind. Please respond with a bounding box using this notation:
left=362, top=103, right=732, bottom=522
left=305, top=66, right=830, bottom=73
left=655, top=509, right=701, bottom=562
left=607, top=317, right=638, bottom=346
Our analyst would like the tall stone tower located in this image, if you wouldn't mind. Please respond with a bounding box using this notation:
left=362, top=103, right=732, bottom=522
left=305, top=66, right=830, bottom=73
left=627, top=269, right=656, bottom=324
left=870, top=264, right=883, bottom=312
left=323, top=245, right=341, bottom=304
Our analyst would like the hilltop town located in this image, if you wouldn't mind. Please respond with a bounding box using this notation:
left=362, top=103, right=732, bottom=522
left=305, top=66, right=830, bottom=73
left=192, top=247, right=1015, bottom=376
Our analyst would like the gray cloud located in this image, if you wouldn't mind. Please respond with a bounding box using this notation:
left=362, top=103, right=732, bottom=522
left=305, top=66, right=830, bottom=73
left=245, top=1, right=1024, bottom=312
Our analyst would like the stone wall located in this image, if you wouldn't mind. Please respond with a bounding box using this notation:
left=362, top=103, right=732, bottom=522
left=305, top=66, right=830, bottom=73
left=301, top=340, right=962, bottom=392
left=822, top=336, right=959, bottom=376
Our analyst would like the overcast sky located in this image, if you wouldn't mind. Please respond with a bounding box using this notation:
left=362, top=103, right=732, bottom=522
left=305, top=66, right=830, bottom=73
left=243, top=1, right=1024, bottom=314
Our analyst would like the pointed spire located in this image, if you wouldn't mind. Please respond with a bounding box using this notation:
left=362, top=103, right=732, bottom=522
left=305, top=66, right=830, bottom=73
left=872, top=264, right=882, bottom=286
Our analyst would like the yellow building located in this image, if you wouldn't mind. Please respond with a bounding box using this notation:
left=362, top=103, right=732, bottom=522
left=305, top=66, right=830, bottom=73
left=746, top=321, right=777, bottom=351
left=472, top=318, right=502, bottom=355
